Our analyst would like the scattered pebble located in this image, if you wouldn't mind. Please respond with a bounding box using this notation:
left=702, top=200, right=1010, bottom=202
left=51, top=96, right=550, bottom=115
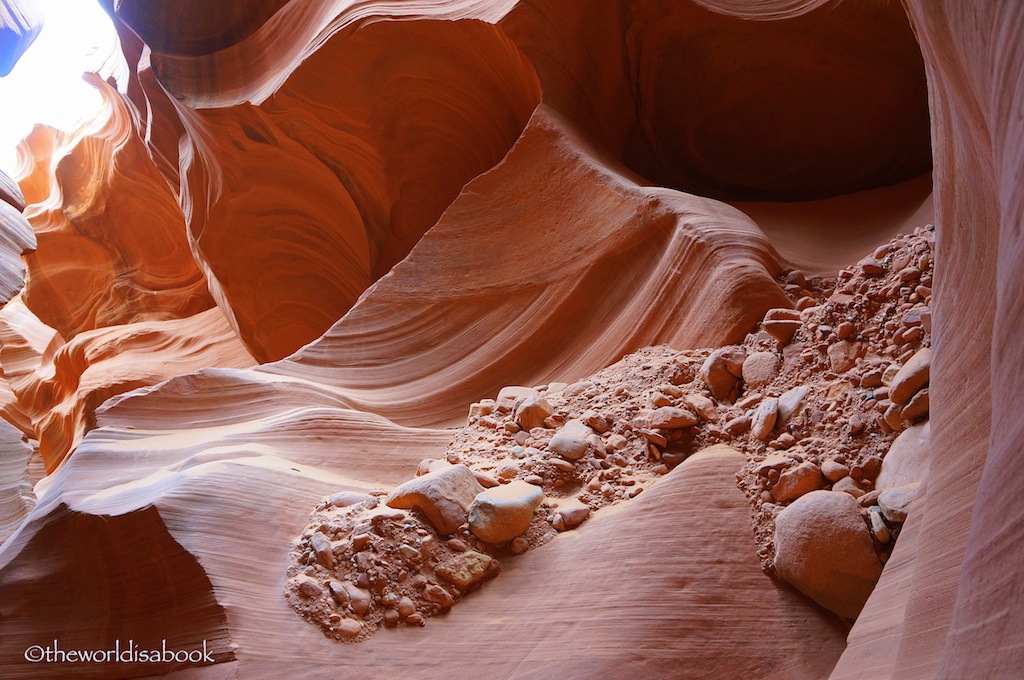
left=751, top=398, right=779, bottom=440
left=772, top=461, right=824, bottom=503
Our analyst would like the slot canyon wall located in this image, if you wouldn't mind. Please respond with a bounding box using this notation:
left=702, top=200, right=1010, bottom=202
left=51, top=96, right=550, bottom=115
left=0, top=0, right=1020, bottom=678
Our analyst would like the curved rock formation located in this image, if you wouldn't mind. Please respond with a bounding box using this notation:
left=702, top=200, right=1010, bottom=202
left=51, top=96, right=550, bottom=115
left=173, top=18, right=541, bottom=362
left=0, top=297, right=255, bottom=470
left=111, top=0, right=523, bottom=108
left=19, top=75, right=213, bottom=339
left=30, top=307, right=256, bottom=471
left=1, top=0, right=1022, bottom=678
left=264, top=105, right=790, bottom=425
left=0, top=197, right=34, bottom=305
left=0, top=168, right=25, bottom=211
left=0, top=417, right=32, bottom=543
left=0, top=165, right=36, bottom=309
left=500, top=0, right=930, bottom=201
left=830, top=2, right=1024, bottom=679
left=3, top=427, right=847, bottom=677
left=0, top=504, right=235, bottom=677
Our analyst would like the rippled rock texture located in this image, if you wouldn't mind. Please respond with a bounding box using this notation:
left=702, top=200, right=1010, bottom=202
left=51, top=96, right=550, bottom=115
left=0, top=0, right=1021, bottom=678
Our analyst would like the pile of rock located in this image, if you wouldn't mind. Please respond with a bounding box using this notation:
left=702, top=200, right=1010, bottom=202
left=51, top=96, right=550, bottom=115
left=287, top=225, right=936, bottom=637
left=285, top=483, right=508, bottom=641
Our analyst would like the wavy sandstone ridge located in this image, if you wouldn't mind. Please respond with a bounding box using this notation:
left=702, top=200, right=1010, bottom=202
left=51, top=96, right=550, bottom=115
left=0, top=418, right=32, bottom=543
left=174, top=19, right=542, bottom=362
left=0, top=69, right=257, bottom=469
left=263, top=105, right=791, bottom=425
left=0, top=0, right=1020, bottom=678
left=18, top=75, right=213, bottom=339
left=830, top=2, right=1024, bottom=679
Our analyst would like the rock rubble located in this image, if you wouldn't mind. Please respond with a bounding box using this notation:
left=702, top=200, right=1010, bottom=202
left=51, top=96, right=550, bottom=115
left=288, top=225, right=934, bottom=636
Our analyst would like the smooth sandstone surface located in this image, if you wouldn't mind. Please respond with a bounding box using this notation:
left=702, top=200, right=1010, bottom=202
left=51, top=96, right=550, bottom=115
left=831, top=3, right=1024, bottom=679
left=0, top=0, right=1019, bottom=677
left=0, top=437, right=847, bottom=677
left=0, top=301, right=255, bottom=471
left=0, top=417, right=32, bottom=543
left=18, top=82, right=214, bottom=340
left=262, top=106, right=790, bottom=426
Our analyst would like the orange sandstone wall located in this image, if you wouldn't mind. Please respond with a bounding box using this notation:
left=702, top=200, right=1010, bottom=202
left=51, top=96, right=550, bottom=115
left=0, top=0, right=1020, bottom=678
left=830, top=2, right=1024, bottom=678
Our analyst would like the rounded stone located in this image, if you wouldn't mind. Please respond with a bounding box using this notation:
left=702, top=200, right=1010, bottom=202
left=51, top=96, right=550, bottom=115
left=468, top=480, right=545, bottom=543
left=773, top=490, right=883, bottom=619
left=548, top=433, right=589, bottom=460
left=336, top=618, right=363, bottom=637
left=877, top=422, right=930, bottom=492
left=742, top=351, right=781, bottom=388
left=878, top=482, right=921, bottom=523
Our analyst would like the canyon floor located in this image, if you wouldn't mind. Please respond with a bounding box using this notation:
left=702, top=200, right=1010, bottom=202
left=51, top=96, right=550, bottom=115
left=0, top=0, right=1022, bottom=678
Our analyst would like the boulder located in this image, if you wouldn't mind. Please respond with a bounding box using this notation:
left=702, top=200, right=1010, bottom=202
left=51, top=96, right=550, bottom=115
left=310, top=531, right=335, bottom=568
left=497, top=386, right=539, bottom=412
left=763, top=314, right=802, bottom=343
left=742, top=352, right=781, bottom=388
left=329, top=491, right=370, bottom=507
left=416, top=458, right=450, bottom=476
left=827, top=340, right=865, bottom=373
left=877, top=421, right=930, bottom=491
left=774, top=490, right=883, bottom=619
left=700, top=347, right=745, bottom=400
left=831, top=476, right=866, bottom=499
left=515, top=395, right=553, bottom=430
left=772, top=461, right=824, bottom=502
left=684, top=393, right=719, bottom=420
left=900, top=387, right=929, bottom=420
left=560, top=418, right=595, bottom=438
left=553, top=500, right=591, bottom=530
left=436, top=551, right=500, bottom=590
left=468, top=480, right=544, bottom=543
left=386, top=464, right=485, bottom=534
left=751, top=397, right=779, bottom=440
left=878, top=482, right=921, bottom=523
left=549, top=433, right=589, bottom=460
left=649, top=406, right=698, bottom=429
left=330, top=581, right=372, bottom=615
left=776, top=385, right=809, bottom=430
left=579, top=410, right=610, bottom=432
left=755, top=453, right=793, bottom=475
left=889, top=348, right=931, bottom=405
left=820, top=459, right=850, bottom=482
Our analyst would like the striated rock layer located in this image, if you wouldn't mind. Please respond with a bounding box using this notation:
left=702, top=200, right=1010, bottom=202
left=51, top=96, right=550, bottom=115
left=263, top=105, right=791, bottom=425
left=830, top=2, right=1024, bottom=678
left=18, top=75, right=213, bottom=339
left=0, top=0, right=1021, bottom=678
left=0, top=417, right=32, bottom=543
left=0, top=162, right=36, bottom=308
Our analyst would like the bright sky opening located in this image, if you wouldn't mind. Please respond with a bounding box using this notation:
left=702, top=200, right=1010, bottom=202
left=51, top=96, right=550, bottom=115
left=0, top=0, right=118, bottom=176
